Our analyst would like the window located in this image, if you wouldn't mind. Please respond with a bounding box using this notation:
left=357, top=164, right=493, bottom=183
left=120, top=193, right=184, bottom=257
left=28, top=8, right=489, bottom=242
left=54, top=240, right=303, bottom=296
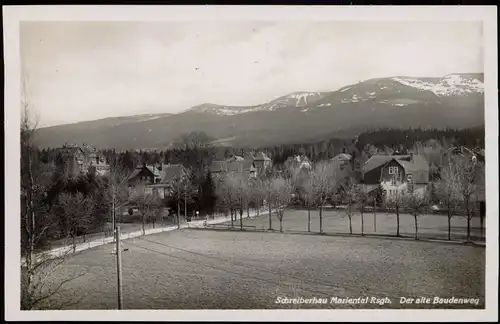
left=388, top=166, right=399, bottom=175
left=391, top=177, right=397, bottom=185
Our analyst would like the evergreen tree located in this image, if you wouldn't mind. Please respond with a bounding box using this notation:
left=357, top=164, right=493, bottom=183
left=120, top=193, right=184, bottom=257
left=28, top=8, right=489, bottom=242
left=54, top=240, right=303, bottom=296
left=200, top=171, right=217, bottom=216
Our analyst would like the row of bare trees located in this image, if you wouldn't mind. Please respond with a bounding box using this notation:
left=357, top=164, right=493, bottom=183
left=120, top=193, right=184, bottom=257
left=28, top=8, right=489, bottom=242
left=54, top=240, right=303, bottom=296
left=214, top=171, right=294, bottom=232
left=383, top=155, right=484, bottom=241
left=213, top=154, right=485, bottom=242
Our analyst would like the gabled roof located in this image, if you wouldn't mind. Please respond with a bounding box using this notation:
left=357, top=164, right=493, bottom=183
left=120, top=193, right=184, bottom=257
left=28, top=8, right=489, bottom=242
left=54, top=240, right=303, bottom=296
left=363, top=155, right=410, bottom=173
left=128, top=165, right=156, bottom=181
left=56, top=146, right=84, bottom=156
left=253, top=152, right=271, bottom=161
left=81, top=146, right=94, bottom=155
left=210, top=161, right=228, bottom=173
left=209, top=158, right=256, bottom=174
left=127, top=168, right=142, bottom=180
left=364, top=184, right=380, bottom=194
left=332, top=153, right=352, bottom=161
left=227, top=160, right=256, bottom=173
left=145, top=164, right=161, bottom=177
left=159, top=164, right=187, bottom=183
left=393, top=156, right=429, bottom=173
left=449, top=146, right=485, bottom=163
left=226, top=155, right=245, bottom=162
left=374, top=155, right=430, bottom=184
left=286, top=154, right=310, bottom=163
left=243, top=152, right=256, bottom=161
left=56, top=144, right=106, bottom=160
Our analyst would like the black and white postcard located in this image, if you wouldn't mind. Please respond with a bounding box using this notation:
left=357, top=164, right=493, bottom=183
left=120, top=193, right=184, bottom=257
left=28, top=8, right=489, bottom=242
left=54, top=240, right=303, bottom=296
left=3, top=5, right=498, bottom=322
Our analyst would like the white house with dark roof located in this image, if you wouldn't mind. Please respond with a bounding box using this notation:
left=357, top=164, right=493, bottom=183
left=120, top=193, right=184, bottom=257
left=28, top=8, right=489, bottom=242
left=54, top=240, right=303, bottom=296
left=362, top=154, right=430, bottom=198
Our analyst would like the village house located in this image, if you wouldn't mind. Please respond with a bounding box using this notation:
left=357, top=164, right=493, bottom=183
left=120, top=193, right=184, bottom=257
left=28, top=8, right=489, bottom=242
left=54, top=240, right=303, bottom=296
left=331, top=152, right=353, bottom=170
left=284, top=155, right=312, bottom=170
left=449, top=146, right=485, bottom=163
left=127, top=163, right=188, bottom=199
left=209, top=152, right=272, bottom=179
left=252, top=152, right=273, bottom=175
left=362, top=153, right=430, bottom=198
left=54, top=143, right=110, bottom=178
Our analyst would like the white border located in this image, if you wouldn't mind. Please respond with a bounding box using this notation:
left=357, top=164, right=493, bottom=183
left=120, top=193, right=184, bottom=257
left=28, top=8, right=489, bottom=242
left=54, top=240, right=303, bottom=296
left=3, top=5, right=498, bottom=322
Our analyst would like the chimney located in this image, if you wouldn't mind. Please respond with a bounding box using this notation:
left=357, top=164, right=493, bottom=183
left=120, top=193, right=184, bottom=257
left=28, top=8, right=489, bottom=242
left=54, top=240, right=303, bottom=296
left=342, top=147, right=346, bottom=154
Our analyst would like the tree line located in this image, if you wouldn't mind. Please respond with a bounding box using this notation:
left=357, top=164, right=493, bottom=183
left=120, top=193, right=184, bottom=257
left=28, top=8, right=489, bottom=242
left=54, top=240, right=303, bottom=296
left=36, top=126, right=484, bottom=173
left=212, top=155, right=484, bottom=243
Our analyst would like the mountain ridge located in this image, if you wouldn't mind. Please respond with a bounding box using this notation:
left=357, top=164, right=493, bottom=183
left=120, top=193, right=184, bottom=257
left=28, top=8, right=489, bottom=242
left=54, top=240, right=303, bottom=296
left=34, top=73, right=484, bottom=150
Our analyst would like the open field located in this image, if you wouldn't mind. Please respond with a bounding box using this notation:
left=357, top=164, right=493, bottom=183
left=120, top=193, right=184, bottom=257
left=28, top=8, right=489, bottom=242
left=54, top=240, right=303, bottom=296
left=219, top=208, right=485, bottom=242
left=45, top=228, right=484, bottom=309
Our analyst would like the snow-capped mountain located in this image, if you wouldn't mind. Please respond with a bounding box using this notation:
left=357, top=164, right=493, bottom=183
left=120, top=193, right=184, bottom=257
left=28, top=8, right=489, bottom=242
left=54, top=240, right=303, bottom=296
left=35, top=73, right=484, bottom=150
left=187, top=92, right=326, bottom=116
left=186, top=74, right=483, bottom=116
left=392, top=74, right=484, bottom=97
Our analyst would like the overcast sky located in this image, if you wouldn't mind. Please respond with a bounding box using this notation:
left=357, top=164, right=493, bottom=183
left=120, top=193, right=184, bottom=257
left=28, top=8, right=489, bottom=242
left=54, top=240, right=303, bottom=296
left=20, top=21, right=483, bottom=127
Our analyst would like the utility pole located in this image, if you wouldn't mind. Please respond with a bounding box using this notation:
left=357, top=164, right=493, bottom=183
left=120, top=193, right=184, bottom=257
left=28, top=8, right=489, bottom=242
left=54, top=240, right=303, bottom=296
left=116, top=226, right=123, bottom=310
left=111, top=198, right=116, bottom=242
left=184, top=186, right=187, bottom=221
left=177, top=191, right=181, bottom=229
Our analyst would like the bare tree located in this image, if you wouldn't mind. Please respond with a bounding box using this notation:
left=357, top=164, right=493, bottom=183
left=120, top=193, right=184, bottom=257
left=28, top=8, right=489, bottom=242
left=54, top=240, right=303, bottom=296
left=270, top=175, right=294, bottom=232
left=384, top=189, right=405, bottom=237
left=311, top=161, right=340, bottom=234
left=286, top=165, right=314, bottom=231
left=249, top=177, right=266, bottom=217
left=262, top=177, right=276, bottom=230
left=167, top=175, right=184, bottom=229
left=21, top=248, right=85, bottom=310
left=436, top=162, right=460, bottom=240
left=223, top=173, right=250, bottom=230
left=340, top=175, right=357, bottom=235
left=105, top=160, right=130, bottom=238
left=167, top=172, right=196, bottom=228
left=299, top=174, right=316, bottom=232
left=355, top=186, right=370, bottom=236
left=412, top=140, right=449, bottom=181
left=55, top=192, right=94, bottom=253
left=214, top=175, right=238, bottom=228
left=21, top=78, right=84, bottom=310
left=147, top=192, right=163, bottom=229
left=404, top=191, right=429, bottom=240
left=450, top=156, right=484, bottom=242
left=20, top=80, right=39, bottom=296
left=131, top=185, right=162, bottom=235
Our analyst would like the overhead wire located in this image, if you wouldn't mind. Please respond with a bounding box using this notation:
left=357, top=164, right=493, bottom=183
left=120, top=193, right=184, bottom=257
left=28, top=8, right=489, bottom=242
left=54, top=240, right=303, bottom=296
left=123, top=239, right=336, bottom=300
left=132, top=236, right=407, bottom=300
